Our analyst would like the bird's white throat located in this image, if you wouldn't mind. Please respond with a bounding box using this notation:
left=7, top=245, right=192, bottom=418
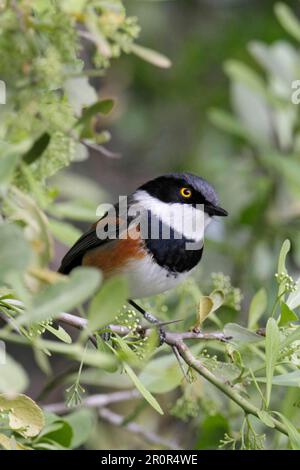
left=133, top=190, right=211, bottom=242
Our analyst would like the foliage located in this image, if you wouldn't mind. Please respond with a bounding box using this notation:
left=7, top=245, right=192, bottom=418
left=208, top=1, right=300, bottom=293
left=1, top=0, right=300, bottom=451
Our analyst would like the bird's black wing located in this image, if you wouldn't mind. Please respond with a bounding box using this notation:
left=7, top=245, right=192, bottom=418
left=58, top=225, right=104, bottom=274
left=58, top=206, right=122, bottom=274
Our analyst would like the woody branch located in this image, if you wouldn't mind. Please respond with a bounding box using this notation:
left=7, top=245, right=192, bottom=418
left=57, top=312, right=288, bottom=438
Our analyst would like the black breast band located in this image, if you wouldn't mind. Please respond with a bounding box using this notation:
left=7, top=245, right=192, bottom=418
left=142, top=212, right=203, bottom=273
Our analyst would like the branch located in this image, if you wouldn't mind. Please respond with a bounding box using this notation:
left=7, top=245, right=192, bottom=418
left=57, top=312, right=228, bottom=342
left=81, top=140, right=121, bottom=159
left=1, top=310, right=288, bottom=438
left=44, top=390, right=139, bottom=414
left=167, top=338, right=288, bottom=437
left=57, top=312, right=289, bottom=438
left=98, top=407, right=181, bottom=450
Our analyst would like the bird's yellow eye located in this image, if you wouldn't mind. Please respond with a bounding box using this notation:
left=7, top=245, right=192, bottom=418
left=180, top=187, right=192, bottom=198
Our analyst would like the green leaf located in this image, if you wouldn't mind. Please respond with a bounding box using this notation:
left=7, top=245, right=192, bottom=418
left=280, top=326, right=300, bottom=349
left=50, top=200, right=97, bottom=222
left=202, top=357, right=241, bottom=382
left=248, top=288, right=267, bottom=329
left=210, top=290, right=225, bottom=312
left=64, top=409, right=94, bottom=449
left=49, top=218, right=82, bottom=247
left=33, top=347, right=51, bottom=376
left=78, top=369, right=132, bottom=389
left=131, top=44, right=172, bottom=68
left=278, top=302, right=298, bottom=326
left=123, top=362, right=163, bottom=415
left=76, top=99, right=114, bottom=128
left=257, top=370, right=300, bottom=387
left=275, top=3, right=300, bottom=42
left=273, top=371, right=300, bottom=387
left=278, top=239, right=291, bottom=275
left=0, top=223, right=32, bottom=284
left=19, top=267, right=101, bottom=325
left=112, top=335, right=140, bottom=364
left=274, top=412, right=300, bottom=450
left=224, top=60, right=267, bottom=96
left=277, top=239, right=291, bottom=298
left=257, top=410, right=275, bottom=428
left=265, top=318, right=281, bottom=407
left=38, top=419, right=73, bottom=448
left=262, top=154, right=300, bottom=198
left=223, top=323, right=263, bottom=344
left=8, top=187, right=53, bottom=265
left=23, top=132, right=51, bottom=164
left=0, top=140, right=31, bottom=189
left=208, top=108, right=250, bottom=140
left=88, top=276, right=128, bottom=331
left=85, top=10, right=112, bottom=58
left=196, top=296, right=213, bottom=328
left=0, top=394, right=44, bottom=438
left=139, top=353, right=183, bottom=394
left=75, top=348, right=116, bottom=370
left=0, top=353, right=28, bottom=394
left=287, top=279, right=300, bottom=310
left=45, top=325, right=72, bottom=344
left=194, top=290, right=224, bottom=330
left=196, top=414, right=229, bottom=450
left=0, top=153, right=20, bottom=189
left=0, top=433, right=30, bottom=450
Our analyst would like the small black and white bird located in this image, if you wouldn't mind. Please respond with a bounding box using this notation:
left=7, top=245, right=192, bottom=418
left=59, top=173, right=227, bottom=319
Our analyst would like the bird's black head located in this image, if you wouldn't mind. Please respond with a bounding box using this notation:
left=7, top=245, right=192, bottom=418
left=138, top=172, right=228, bottom=217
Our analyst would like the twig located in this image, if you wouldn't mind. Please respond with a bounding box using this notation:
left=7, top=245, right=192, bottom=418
left=44, top=390, right=140, bottom=414
left=57, top=312, right=289, bottom=438
left=78, top=30, right=97, bottom=43
left=170, top=338, right=289, bottom=437
left=11, top=0, right=26, bottom=32
left=171, top=345, right=189, bottom=381
left=0, top=309, right=289, bottom=439
left=0, top=311, right=21, bottom=333
left=57, top=312, right=229, bottom=342
left=82, top=140, right=121, bottom=159
left=98, top=407, right=181, bottom=450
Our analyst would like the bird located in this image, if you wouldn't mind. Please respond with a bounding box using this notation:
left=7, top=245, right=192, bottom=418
left=58, top=172, right=227, bottom=330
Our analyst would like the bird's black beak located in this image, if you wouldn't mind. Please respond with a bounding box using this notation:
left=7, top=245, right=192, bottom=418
left=205, top=202, right=228, bottom=217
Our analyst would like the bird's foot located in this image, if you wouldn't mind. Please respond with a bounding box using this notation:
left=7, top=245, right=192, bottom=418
left=100, top=331, right=111, bottom=342
left=158, top=325, right=166, bottom=346
left=128, top=300, right=166, bottom=346
left=143, top=309, right=161, bottom=325
left=129, top=299, right=160, bottom=325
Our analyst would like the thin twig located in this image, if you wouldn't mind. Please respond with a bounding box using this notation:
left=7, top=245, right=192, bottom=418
left=57, top=312, right=230, bottom=342
left=171, top=338, right=289, bottom=437
left=98, top=407, right=181, bottom=450
left=171, top=345, right=189, bottom=382
left=82, top=140, right=121, bottom=159
left=57, top=312, right=289, bottom=438
left=44, top=390, right=140, bottom=414
left=11, top=0, right=26, bottom=32
left=0, top=308, right=289, bottom=440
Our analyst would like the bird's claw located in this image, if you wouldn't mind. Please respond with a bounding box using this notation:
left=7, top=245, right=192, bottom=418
left=100, top=331, right=111, bottom=342
left=158, top=326, right=166, bottom=346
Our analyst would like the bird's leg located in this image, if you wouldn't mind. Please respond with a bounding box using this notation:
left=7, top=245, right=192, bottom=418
left=100, top=331, right=111, bottom=342
left=128, top=299, right=166, bottom=345
left=129, top=300, right=160, bottom=324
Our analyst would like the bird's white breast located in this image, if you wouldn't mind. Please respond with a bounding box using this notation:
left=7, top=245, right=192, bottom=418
left=123, top=256, right=192, bottom=299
